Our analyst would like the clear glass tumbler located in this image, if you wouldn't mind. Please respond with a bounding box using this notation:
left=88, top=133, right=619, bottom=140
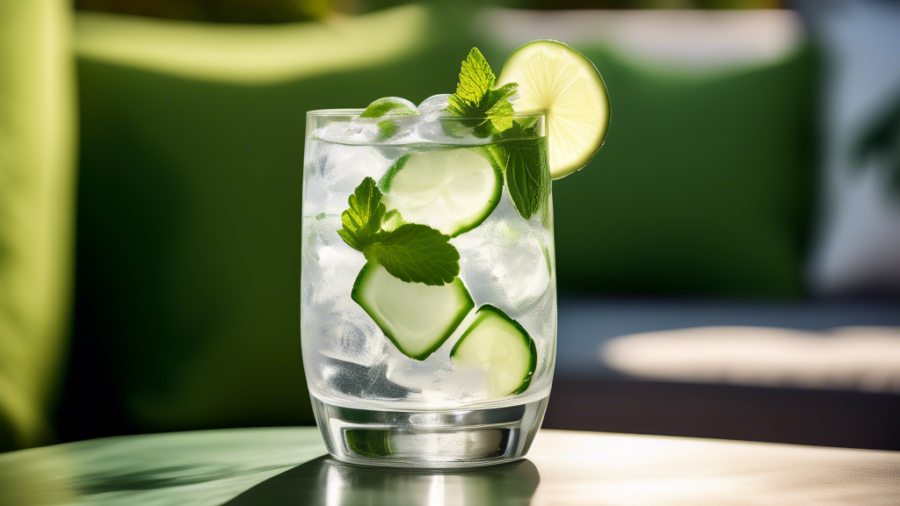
left=301, top=109, right=556, bottom=468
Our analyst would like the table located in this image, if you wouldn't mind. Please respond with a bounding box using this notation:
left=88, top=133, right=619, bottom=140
left=0, top=428, right=897, bottom=505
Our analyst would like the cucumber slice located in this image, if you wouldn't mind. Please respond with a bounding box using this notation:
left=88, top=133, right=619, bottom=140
left=497, top=40, right=610, bottom=179
left=380, top=148, right=502, bottom=237
left=352, top=262, right=474, bottom=360
left=451, top=305, right=537, bottom=398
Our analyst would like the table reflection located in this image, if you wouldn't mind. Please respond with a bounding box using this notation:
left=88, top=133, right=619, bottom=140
left=225, top=456, right=540, bottom=506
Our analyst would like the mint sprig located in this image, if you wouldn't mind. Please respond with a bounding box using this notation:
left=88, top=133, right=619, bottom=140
left=487, top=120, right=550, bottom=220
left=337, top=178, right=385, bottom=251
left=338, top=177, right=460, bottom=286
left=503, top=137, right=550, bottom=220
left=446, top=48, right=518, bottom=136
left=365, top=225, right=460, bottom=286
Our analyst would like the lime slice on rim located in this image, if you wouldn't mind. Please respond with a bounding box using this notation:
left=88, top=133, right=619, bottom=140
left=497, top=40, right=610, bottom=179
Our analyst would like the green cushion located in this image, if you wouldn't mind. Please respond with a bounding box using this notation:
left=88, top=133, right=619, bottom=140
left=548, top=45, right=816, bottom=298
left=0, top=0, right=76, bottom=451
left=70, top=4, right=479, bottom=436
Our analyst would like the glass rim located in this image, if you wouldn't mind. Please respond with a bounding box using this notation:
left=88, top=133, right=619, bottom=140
left=306, top=108, right=546, bottom=121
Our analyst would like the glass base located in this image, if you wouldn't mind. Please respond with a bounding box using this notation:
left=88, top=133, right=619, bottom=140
left=311, top=395, right=549, bottom=469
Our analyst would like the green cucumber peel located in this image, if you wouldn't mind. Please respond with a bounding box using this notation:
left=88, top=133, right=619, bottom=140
left=450, top=304, right=537, bottom=395
left=352, top=262, right=474, bottom=360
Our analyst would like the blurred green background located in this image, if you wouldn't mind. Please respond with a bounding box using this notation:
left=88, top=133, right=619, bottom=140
left=74, top=0, right=784, bottom=23
left=4, top=0, right=899, bottom=454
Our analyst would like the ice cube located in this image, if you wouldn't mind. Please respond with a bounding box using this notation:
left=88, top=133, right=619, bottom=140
left=415, top=94, right=485, bottom=144
left=491, top=234, right=552, bottom=309
left=362, top=96, right=418, bottom=116
left=376, top=115, right=424, bottom=144
left=302, top=259, right=385, bottom=368
left=454, top=195, right=553, bottom=312
left=316, top=313, right=386, bottom=368
left=311, top=242, right=366, bottom=305
left=300, top=215, right=367, bottom=323
left=320, top=359, right=417, bottom=399
left=305, top=142, right=392, bottom=215
left=384, top=344, right=489, bottom=406
left=307, top=140, right=388, bottom=184
left=311, top=121, right=380, bottom=145
left=417, top=94, right=451, bottom=121
left=415, top=118, right=481, bottom=145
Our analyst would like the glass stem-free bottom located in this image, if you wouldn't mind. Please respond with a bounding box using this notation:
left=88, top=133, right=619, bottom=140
left=311, top=396, right=549, bottom=468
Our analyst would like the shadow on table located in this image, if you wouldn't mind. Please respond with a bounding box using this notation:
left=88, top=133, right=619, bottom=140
left=224, top=455, right=541, bottom=506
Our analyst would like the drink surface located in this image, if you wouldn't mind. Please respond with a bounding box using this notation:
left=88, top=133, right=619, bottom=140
left=301, top=113, right=556, bottom=410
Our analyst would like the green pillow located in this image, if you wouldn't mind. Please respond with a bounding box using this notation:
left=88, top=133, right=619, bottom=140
left=69, top=4, right=479, bottom=436
left=0, top=0, right=76, bottom=451
left=548, top=45, right=816, bottom=298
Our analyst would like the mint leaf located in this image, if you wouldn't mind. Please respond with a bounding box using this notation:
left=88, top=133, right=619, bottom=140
left=337, top=177, right=386, bottom=251
left=488, top=100, right=515, bottom=131
left=365, top=224, right=460, bottom=286
left=495, top=117, right=538, bottom=140
left=446, top=48, right=518, bottom=137
left=382, top=209, right=400, bottom=224
left=337, top=179, right=460, bottom=285
left=381, top=209, right=406, bottom=232
left=446, top=48, right=495, bottom=117
left=483, top=119, right=540, bottom=170
left=485, top=83, right=518, bottom=113
left=491, top=137, right=550, bottom=220
left=484, top=84, right=518, bottom=131
left=515, top=116, right=539, bottom=134
left=488, top=82, right=518, bottom=103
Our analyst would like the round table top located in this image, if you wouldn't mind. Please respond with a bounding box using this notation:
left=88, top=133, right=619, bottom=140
left=1, top=428, right=898, bottom=505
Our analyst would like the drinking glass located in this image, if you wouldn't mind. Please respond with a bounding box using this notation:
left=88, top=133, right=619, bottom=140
left=301, top=109, right=555, bottom=468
